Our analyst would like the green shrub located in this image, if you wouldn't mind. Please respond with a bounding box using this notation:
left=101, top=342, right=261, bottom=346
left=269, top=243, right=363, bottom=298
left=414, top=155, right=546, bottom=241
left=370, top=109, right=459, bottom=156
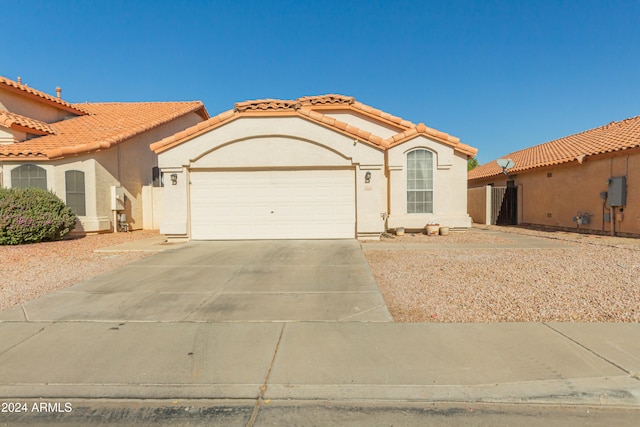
left=0, top=187, right=77, bottom=245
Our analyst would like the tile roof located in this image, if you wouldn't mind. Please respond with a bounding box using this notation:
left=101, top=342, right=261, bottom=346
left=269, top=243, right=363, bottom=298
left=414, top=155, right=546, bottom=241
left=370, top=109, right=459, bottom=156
left=298, top=95, right=416, bottom=129
left=298, top=94, right=355, bottom=106
left=468, top=115, right=640, bottom=181
left=0, top=102, right=207, bottom=160
left=151, top=94, right=476, bottom=157
left=386, top=123, right=476, bottom=157
left=0, top=76, right=88, bottom=115
left=234, top=99, right=300, bottom=112
left=0, top=110, right=56, bottom=136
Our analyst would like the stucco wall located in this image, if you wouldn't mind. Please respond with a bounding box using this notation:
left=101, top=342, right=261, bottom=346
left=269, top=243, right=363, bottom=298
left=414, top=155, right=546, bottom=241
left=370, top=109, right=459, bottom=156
left=2, top=111, right=204, bottom=233
left=3, top=163, right=58, bottom=192
left=387, top=135, right=473, bottom=229
left=142, top=186, right=163, bottom=230
left=0, top=87, right=77, bottom=124
left=468, top=151, right=640, bottom=235
left=2, top=158, right=107, bottom=232
left=0, top=128, right=14, bottom=144
left=158, top=116, right=387, bottom=239
left=467, top=186, right=491, bottom=225
left=93, top=111, right=204, bottom=232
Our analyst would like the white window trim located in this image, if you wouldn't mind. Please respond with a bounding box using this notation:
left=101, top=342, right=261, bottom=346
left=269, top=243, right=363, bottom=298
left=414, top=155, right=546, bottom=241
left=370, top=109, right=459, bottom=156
left=406, top=149, right=434, bottom=214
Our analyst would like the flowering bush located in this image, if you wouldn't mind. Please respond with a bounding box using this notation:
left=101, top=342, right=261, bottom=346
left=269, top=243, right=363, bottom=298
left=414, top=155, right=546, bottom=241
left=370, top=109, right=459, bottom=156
left=0, top=187, right=77, bottom=245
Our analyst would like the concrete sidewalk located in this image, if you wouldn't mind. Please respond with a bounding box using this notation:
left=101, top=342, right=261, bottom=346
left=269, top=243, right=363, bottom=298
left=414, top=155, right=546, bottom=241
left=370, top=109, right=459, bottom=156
left=0, top=321, right=639, bottom=406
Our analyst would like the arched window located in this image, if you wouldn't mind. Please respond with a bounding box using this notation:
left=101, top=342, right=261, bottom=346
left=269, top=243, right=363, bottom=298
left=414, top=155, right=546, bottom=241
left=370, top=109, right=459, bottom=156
left=407, top=149, right=433, bottom=213
left=11, top=164, right=47, bottom=190
left=65, top=170, right=86, bottom=216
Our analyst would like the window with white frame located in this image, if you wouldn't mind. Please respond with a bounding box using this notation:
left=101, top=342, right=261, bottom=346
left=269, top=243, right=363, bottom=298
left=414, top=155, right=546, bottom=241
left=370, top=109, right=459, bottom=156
left=65, top=170, right=86, bottom=216
left=407, top=149, right=433, bottom=213
left=11, top=164, right=47, bottom=190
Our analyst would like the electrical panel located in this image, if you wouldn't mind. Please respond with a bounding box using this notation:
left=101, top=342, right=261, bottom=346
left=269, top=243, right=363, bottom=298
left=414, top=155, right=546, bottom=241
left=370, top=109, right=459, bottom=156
left=607, top=176, right=626, bottom=207
left=111, top=186, right=125, bottom=211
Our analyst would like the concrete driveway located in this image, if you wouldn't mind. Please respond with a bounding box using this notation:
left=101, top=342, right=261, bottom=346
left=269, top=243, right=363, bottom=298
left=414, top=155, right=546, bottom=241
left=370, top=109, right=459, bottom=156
left=1, top=240, right=392, bottom=322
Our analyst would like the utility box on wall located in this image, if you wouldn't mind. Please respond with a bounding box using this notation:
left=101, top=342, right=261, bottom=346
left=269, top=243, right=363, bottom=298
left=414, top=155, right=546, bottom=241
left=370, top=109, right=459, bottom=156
left=111, top=186, right=125, bottom=211
left=608, top=176, right=627, bottom=207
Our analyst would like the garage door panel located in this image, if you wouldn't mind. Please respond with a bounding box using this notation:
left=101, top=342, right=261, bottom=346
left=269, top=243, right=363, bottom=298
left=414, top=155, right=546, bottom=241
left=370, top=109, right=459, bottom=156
left=190, top=170, right=355, bottom=240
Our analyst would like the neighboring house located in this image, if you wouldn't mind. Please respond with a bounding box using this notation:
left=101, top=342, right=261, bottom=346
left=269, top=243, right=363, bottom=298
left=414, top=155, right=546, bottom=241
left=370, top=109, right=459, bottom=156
left=468, top=115, right=640, bottom=236
left=150, top=95, right=477, bottom=240
left=0, top=75, right=208, bottom=233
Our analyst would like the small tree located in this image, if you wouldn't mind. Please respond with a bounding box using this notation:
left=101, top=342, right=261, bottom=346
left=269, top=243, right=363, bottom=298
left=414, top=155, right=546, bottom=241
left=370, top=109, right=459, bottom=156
left=467, top=157, right=479, bottom=171
left=0, top=187, right=77, bottom=245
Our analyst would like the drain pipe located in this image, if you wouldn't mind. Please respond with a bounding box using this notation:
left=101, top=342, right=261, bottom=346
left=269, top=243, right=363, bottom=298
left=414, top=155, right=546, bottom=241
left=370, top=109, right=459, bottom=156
left=611, top=206, right=616, bottom=237
left=600, top=192, right=607, bottom=234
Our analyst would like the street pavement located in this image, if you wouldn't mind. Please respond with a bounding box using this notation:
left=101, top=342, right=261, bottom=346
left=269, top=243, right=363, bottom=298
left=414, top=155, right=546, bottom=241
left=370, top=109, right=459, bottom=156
left=1, top=232, right=639, bottom=425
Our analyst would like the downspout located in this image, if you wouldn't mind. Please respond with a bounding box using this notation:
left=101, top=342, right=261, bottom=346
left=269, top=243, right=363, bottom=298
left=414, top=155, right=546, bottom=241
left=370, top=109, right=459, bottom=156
left=518, top=182, right=523, bottom=225
left=602, top=198, right=605, bottom=233
left=384, top=149, right=390, bottom=232
left=115, top=145, right=122, bottom=233
left=611, top=206, right=616, bottom=237
left=117, top=145, right=121, bottom=182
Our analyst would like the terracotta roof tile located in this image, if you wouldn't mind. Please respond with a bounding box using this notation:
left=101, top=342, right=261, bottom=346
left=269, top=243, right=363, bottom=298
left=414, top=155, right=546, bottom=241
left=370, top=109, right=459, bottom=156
left=151, top=94, right=472, bottom=156
left=150, top=109, right=240, bottom=153
left=386, top=122, right=475, bottom=157
left=351, top=102, right=415, bottom=129
left=0, top=101, right=206, bottom=160
left=468, top=115, right=640, bottom=181
left=0, top=110, right=56, bottom=136
left=234, top=99, right=300, bottom=112
left=298, top=95, right=415, bottom=130
left=297, top=94, right=355, bottom=106
left=295, top=108, right=385, bottom=148
left=0, top=76, right=88, bottom=115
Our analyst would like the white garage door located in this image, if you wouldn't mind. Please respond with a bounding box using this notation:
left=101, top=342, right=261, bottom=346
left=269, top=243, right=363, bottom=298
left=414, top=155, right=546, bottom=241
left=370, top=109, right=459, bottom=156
left=190, top=169, right=355, bottom=240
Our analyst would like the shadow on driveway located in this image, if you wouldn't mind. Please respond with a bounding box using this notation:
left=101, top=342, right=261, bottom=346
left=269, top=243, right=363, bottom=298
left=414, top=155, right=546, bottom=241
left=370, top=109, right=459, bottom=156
left=1, top=240, right=392, bottom=322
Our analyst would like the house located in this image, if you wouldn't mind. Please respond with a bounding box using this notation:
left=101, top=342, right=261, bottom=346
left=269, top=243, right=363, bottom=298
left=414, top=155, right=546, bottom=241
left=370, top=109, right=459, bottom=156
left=150, top=95, right=477, bottom=240
left=0, top=75, right=208, bottom=233
left=468, top=115, right=640, bottom=236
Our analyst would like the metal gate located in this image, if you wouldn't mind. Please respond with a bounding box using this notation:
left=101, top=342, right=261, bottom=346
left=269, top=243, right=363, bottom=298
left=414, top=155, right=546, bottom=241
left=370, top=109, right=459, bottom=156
left=491, top=187, right=506, bottom=225
left=494, top=182, right=518, bottom=225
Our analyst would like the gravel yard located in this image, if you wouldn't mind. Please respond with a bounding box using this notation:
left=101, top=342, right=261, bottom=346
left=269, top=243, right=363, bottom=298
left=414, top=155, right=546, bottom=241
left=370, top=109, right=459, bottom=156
left=0, top=231, right=158, bottom=311
left=364, top=226, right=640, bottom=322
left=3, top=226, right=640, bottom=323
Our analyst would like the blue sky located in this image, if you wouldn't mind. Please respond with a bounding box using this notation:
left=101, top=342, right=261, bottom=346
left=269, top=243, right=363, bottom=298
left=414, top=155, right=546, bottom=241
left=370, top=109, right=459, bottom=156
left=2, top=0, right=639, bottom=164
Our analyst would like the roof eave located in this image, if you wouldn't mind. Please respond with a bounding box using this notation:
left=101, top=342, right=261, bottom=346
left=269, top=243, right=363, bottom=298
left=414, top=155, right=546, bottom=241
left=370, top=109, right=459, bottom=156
left=151, top=110, right=239, bottom=154
left=388, top=132, right=477, bottom=158
left=0, top=82, right=88, bottom=116
left=44, top=101, right=210, bottom=159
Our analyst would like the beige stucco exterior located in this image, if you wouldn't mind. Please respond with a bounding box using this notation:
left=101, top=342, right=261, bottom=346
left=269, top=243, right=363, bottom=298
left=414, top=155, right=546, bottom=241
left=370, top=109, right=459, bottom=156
left=467, top=186, right=492, bottom=225
left=158, top=116, right=386, bottom=238
left=468, top=150, right=640, bottom=235
left=1, top=111, right=204, bottom=233
left=0, top=88, right=76, bottom=125
left=387, top=136, right=472, bottom=229
left=158, top=112, right=473, bottom=240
